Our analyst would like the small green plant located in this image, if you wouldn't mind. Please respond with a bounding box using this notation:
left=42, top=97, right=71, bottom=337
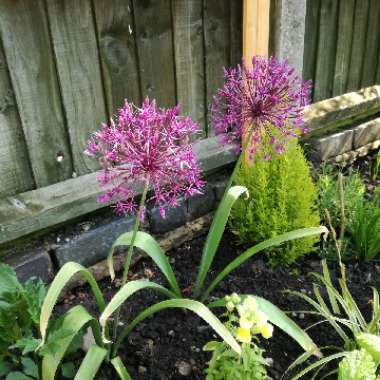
left=229, top=142, right=320, bottom=266
left=371, top=151, right=380, bottom=181
left=204, top=294, right=271, bottom=380
left=338, top=349, right=379, bottom=380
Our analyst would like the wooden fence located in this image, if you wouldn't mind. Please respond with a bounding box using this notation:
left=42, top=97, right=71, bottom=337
left=0, top=0, right=242, bottom=200
left=304, top=0, right=380, bottom=102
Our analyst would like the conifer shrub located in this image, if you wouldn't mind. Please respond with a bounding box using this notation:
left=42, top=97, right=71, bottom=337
left=229, top=142, right=320, bottom=266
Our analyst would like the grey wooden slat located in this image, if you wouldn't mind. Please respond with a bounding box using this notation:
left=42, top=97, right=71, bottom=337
left=347, top=0, right=370, bottom=92
left=172, top=0, right=206, bottom=135
left=132, top=0, right=176, bottom=107
left=0, top=41, right=34, bottom=198
left=0, top=0, right=73, bottom=187
left=230, top=0, right=243, bottom=67
left=92, top=0, right=141, bottom=112
left=361, top=0, right=380, bottom=87
left=303, top=0, right=321, bottom=98
left=46, top=0, right=107, bottom=175
left=203, top=0, right=231, bottom=135
left=314, top=0, right=339, bottom=101
left=332, top=0, right=355, bottom=96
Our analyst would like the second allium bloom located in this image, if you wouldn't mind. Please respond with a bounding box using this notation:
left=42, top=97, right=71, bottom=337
left=85, top=98, right=204, bottom=218
left=211, top=56, right=311, bottom=160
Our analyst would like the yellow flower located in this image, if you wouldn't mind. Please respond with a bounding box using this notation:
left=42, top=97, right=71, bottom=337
left=236, top=327, right=251, bottom=343
left=258, top=323, right=273, bottom=339
left=242, top=296, right=257, bottom=313
left=255, top=311, right=268, bottom=327
left=239, top=316, right=253, bottom=329
left=226, top=301, right=235, bottom=312
left=231, top=293, right=241, bottom=304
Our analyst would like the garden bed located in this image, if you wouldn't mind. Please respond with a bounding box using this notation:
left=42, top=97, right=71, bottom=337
left=59, top=231, right=380, bottom=380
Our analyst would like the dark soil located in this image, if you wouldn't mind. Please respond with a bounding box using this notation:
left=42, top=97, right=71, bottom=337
left=58, top=232, right=380, bottom=380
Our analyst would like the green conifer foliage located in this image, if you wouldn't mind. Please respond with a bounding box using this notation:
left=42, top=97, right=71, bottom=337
left=230, top=142, right=320, bottom=266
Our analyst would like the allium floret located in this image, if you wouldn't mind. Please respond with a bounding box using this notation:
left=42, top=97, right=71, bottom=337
left=211, top=56, right=311, bottom=160
left=85, top=98, right=204, bottom=218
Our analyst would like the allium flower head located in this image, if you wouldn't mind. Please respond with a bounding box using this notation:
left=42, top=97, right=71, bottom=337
left=85, top=98, right=204, bottom=218
left=211, top=56, right=311, bottom=160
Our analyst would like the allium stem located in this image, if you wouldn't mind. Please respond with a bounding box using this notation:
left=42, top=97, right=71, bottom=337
left=122, top=178, right=150, bottom=284
left=112, top=178, right=150, bottom=345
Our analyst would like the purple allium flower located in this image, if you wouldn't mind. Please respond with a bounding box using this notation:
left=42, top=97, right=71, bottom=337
left=211, top=56, right=312, bottom=159
left=85, top=98, right=204, bottom=218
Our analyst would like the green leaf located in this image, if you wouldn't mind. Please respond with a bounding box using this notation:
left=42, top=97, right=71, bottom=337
left=21, top=358, right=38, bottom=379
left=6, top=372, right=34, bottom=380
left=201, top=226, right=328, bottom=301
left=61, top=363, right=77, bottom=379
left=322, top=260, right=340, bottom=314
left=41, top=305, right=102, bottom=380
left=99, top=280, right=179, bottom=337
left=114, top=298, right=241, bottom=356
left=208, top=296, right=321, bottom=357
left=13, top=336, right=41, bottom=355
left=73, top=345, right=107, bottom=380
left=108, top=231, right=181, bottom=297
left=111, top=357, right=132, bottom=380
left=356, top=333, right=380, bottom=363
left=194, top=186, right=248, bottom=297
left=0, top=362, right=13, bottom=377
left=39, top=262, right=105, bottom=344
left=0, top=264, right=22, bottom=299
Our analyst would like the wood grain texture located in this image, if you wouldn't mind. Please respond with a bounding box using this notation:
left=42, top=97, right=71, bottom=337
left=0, top=0, right=73, bottom=187
left=230, top=0, right=243, bottom=67
left=92, top=0, right=141, bottom=113
left=332, top=0, right=355, bottom=96
left=46, top=0, right=107, bottom=175
left=172, top=0, right=205, bottom=134
left=132, top=0, right=176, bottom=107
left=361, top=0, right=380, bottom=87
left=303, top=0, right=321, bottom=96
left=204, top=0, right=231, bottom=135
left=347, top=0, right=370, bottom=92
left=313, top=0, right=339, bottom=101
left=0, top=136, right=237, bottom=246
left=0, top=41, right=34, bottom=198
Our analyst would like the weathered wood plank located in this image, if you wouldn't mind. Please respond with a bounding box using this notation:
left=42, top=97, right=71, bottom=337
left=204, top=0, right=231, bottom=135
left=313, top=0, right=338, bottom=101
left=303, top=0, right=320, bottom=97
left=0, top=41, right=34, bottom=198
left=230, top=0, right=243, bottom=67
left=92, top=0, right=141, bottom=112
left=132, top=0, right=176, bottom=107
left=361, top=0, right=380, bottom=88
left=0, top=0, right=73, bottom=187
left=0, top=137, right=237, bottom=246
left=46, top=0, right=107, bottom=175
left=172, top=0, right=206, bottom=134
left=332, top=0, right=355, bottom=96
left=347, top=0, right=370, bottom=92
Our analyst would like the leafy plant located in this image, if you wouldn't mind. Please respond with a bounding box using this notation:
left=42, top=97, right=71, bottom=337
left=0, top=264, right=45, bottom=379
left=229, top=142, right=320, bottom=266
left=204, top=294, right=272, bottom=380
left=338, top=349, right=379, bottom=380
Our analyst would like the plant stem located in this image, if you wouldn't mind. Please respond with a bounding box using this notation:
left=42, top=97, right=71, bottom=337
left=112, top=179, right=150, bottom=345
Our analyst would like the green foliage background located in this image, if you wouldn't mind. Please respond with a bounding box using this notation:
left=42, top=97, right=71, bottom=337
left=229, top=142, right=320, bottom=266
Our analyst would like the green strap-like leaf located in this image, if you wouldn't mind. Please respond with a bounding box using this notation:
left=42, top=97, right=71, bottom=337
left=108, top=231, right=181, bottom=297
left=99, top=280, right=177, bottom=336
left=208, top=295, right=321, bottom=357
left=194, top=185, right=248, bottom=297
left=114, top=299, right=241, bottom=356
left=73, top=345, right=107, bottom=380
left=111, top=357, right=132, bottom=380
left=201, top=226, right=328, bottom=301
left=41, top=305, right=102, bottom=380
left=40, top=262, right=105, bottom=344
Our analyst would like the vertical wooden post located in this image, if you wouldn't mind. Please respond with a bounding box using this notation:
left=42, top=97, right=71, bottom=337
left=243, top=0, right=270, bottom=64
left=242, top=0, right=270, bottom=161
